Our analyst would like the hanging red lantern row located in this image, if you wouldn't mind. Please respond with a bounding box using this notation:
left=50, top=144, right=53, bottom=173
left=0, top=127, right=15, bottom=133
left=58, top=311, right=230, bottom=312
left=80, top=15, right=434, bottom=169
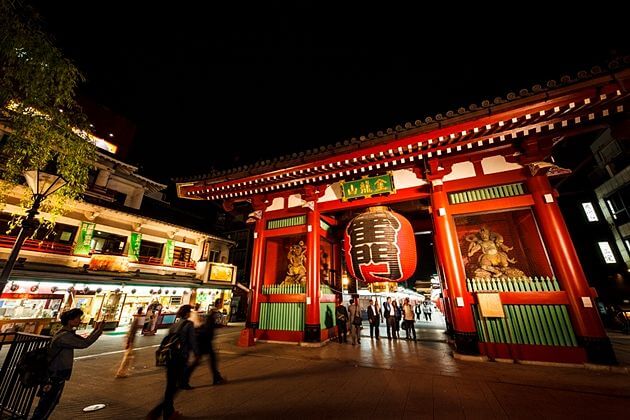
left=344, top=206, right=417, bottom=283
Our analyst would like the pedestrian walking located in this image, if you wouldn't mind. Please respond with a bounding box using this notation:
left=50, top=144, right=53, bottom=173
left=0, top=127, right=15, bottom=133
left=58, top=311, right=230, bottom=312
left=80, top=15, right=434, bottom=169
left=348, top=298, right=362, bottom=345
left=367, top=299, right=380, bottom=340
left=403, top=298, right=416, bottom=341
left=115, top=307, right=144, bottom=378
left=423, top=302, right=433, bottom=322
left=187, top=299, right=226, bottom=386
left=335, top=298, right=349, bottom=343
left=382, top=297, right=395, bottom=340
left=148, top=304, right=199, bottom=420
left=392, top=300, right=401, bottom=339
left=31, top=308, right=104, bottom=420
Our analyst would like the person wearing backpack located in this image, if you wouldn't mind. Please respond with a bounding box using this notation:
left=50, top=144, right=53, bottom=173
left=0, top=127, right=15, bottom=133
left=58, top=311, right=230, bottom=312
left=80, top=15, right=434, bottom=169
left=148, top=304, right=198, bottom=420
left=187, top=299, right=226, bottom=386
left=31, top=308, right=104, bottom=420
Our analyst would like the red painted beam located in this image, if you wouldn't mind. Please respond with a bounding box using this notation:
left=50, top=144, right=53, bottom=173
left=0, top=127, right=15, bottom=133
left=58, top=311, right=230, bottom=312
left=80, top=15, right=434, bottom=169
left=318, top=187, right=430, bottom=213
left=449, top=195, right=535, bottom=215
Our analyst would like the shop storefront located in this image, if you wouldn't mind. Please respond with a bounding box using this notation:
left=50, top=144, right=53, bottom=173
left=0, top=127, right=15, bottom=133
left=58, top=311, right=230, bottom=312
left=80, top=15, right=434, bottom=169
left=0, top=279, right=216, bottom=332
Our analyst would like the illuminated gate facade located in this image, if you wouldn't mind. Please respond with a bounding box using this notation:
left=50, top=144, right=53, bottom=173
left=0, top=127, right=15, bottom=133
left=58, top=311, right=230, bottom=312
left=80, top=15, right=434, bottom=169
left=178, top=66, right=630, bottom=364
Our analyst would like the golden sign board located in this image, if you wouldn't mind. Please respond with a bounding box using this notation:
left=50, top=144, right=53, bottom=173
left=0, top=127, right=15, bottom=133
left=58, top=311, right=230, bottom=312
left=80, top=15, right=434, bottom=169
left=477, top=292, right=505, bottom=318
left=89, top=255, right=129, bottom=272
left=209, top=263, right=235, bottom=283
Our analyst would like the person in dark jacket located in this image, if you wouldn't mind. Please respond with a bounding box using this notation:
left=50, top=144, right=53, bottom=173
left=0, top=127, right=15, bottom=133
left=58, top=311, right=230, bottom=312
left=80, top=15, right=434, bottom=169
left=187, top=299, right=226, bottom=386
left=335, top=299, right=349, bottom=343
left=31, top=308, right=104, bottom=420
left=148, top=304, right=198, bottom=420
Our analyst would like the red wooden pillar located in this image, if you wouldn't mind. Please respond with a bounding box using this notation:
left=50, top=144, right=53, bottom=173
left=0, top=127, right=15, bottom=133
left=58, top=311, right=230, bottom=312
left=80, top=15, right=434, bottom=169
left=432, top=232, right=455, bottom=335
left=304, top=206, right=321, bottom=342
left=239, top=216, right=265, bottom=347
left=527, top=175, right=616, bottom=363
left=430, top=180, right=478, bottom=354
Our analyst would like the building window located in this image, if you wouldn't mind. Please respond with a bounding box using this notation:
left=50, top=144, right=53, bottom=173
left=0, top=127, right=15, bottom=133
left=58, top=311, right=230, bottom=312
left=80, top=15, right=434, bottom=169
left=606, top=187, right=630, bottom=225
left=581, top=202, right=599, bottom=222
left=597, top=242, right=617, bottom=264
left=112, top=191, right=127, bottom=206
left=209, top=250, right=220, bottom=263
left=90, top=231, right=127, bottom=255
left=597, top=140, right=622, bottom=165
left=173, top=246, right=192, bottom=262
left=140, top=241, right=163, bottom=258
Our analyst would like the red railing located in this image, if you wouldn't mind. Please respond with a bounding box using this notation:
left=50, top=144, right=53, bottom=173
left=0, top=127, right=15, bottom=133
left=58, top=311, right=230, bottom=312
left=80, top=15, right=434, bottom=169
left=137, top=255, right=196, bottom=270
left=0, top=235, right=73, bottom=256
left=137, top=256, right=163, bottom=266
left=173, top=259, right=196, bottom=270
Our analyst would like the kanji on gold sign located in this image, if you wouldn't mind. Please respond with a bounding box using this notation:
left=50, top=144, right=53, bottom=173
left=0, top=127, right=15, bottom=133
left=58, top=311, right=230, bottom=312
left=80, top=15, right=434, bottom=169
left=340, top=173, right=395, bottom=201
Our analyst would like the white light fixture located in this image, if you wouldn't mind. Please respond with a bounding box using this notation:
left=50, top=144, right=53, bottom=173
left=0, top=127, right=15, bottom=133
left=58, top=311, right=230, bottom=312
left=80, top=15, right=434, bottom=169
left=23, top=169, right=67, bottom=198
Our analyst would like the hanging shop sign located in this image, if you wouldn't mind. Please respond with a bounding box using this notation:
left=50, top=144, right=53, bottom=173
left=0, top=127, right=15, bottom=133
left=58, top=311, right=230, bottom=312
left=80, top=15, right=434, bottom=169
left=163, top=239, right=175, bottom=266
left=128, top=232, right=142, bottom=262
left=73, top=222, right=96, bottom=256
left=340, top=173, right=395, bottom=201
left=207, top=263, right=236, bottom=283
left=89, top=254, right=129, bottom=272
left=344, top=206, right=417, bottom=283
left=201, top=241, right=210, bottom=261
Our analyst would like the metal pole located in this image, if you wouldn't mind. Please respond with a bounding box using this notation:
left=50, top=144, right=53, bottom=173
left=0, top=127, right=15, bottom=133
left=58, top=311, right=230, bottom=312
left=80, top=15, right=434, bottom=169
left=0, top=195, right=42, bottom=293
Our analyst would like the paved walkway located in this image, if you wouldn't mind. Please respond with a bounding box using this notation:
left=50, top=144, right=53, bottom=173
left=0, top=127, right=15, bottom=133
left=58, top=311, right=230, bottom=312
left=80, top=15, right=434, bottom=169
left=42, top=323, right=630, bottom=420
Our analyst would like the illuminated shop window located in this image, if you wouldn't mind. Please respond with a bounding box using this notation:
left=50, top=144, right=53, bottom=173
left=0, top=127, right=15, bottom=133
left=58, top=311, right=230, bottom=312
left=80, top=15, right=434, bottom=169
left=597, top=242, right=617, bottom=264
left=581, top=202, right=599, bottom=222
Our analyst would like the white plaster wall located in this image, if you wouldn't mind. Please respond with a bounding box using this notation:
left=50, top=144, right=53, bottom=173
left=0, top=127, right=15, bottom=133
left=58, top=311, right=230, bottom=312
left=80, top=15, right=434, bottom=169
left=288, top=194, right=305, bottom=208
left=443, top=161, right=476, bottom=182
left=481, top=155, right=523, bottom=175
left=267, top=197, right=285, bottom=211
left=318, top=182, right=343, bottom=203
left=392, top=168, right=427, bottom=188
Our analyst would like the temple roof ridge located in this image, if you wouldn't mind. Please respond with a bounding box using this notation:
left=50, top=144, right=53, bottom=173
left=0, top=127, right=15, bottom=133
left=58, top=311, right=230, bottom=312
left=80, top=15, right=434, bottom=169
left=174, top=55, right=629, bottom=184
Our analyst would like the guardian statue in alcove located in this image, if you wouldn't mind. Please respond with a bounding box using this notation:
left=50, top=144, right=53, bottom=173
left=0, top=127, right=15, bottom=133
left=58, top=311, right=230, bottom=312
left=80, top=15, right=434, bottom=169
left=465, top=226, right=524, bottom=278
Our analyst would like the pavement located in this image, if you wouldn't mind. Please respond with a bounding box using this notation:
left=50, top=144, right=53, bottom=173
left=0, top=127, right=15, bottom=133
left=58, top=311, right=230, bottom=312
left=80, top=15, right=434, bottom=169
left=27, top=316, right=629, bottom=420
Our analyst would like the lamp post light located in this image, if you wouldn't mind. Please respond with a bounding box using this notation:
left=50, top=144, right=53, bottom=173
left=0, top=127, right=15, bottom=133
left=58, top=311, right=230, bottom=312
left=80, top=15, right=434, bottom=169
left=0, top=170, right=67, bottom=293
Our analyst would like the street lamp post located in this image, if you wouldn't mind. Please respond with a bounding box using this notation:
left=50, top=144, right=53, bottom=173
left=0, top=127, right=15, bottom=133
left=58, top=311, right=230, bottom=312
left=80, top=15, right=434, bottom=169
left=0, top=170, right=67, bottom=293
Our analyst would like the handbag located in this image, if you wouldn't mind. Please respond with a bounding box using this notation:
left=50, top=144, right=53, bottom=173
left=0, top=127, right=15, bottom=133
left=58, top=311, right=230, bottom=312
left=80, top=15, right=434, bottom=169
left=352, top=308, right=362, bottom=326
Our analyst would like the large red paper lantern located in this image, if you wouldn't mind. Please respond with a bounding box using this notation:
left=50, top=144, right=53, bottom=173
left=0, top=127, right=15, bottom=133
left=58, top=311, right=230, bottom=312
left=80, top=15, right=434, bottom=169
left=344, top=206, right=417, bottom=283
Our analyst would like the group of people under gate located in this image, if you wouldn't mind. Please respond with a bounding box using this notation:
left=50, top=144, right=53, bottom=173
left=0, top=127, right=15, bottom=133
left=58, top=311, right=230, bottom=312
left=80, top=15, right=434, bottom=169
left=335, top=296, right=435, bottom=345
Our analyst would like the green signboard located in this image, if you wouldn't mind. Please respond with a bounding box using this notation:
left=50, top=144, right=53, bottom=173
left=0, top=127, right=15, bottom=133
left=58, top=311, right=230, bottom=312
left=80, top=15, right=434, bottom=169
left=340, top=173, right=395, bottom=201
left=128, top=232, right=142, bottom=262
left=73, top=222, right=96, bottom=256
left=163, top=239, right=175, bottom=266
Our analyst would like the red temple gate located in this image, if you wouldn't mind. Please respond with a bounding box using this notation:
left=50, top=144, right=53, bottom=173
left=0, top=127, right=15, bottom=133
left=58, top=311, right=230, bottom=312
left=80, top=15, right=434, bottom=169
left=177, top=66, right=630, bottom=364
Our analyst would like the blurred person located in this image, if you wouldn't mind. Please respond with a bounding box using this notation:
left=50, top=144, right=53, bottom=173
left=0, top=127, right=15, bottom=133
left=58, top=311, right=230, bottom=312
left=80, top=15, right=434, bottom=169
left=187, top=299, right=226, bottom=386
left=147, top=305, right=198, bottom=420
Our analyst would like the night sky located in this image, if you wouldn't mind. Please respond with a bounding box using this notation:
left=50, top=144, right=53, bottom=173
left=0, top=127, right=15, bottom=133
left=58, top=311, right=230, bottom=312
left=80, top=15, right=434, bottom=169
left=30, top=2, right=626, bottom=182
